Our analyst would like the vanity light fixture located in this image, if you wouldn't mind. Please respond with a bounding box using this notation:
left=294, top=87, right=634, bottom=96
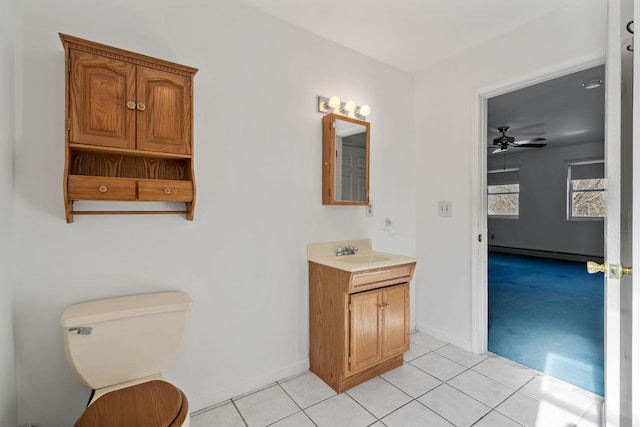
left=356, top=104, right=371, bottom=118
left=317, top=95, right=371, bottom=120
left=341, top=100, right=357, bottom=114
left=582, top=79, right=602, bottom=89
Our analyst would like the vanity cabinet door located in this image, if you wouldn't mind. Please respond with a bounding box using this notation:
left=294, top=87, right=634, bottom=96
left=348, top=283, right=409, bottom=374
left=349, top=289, right=383, bottom=373
left=382, top=284, right=410, bottom=358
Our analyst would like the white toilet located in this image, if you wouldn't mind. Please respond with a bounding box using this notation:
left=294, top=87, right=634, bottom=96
left=60, top=291, right=192, bottom=427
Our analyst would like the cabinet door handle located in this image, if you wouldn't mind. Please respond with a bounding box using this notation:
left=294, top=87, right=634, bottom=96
left=384, top=303, right=391, bottom=309
left=99, top=185, right=108, bottom=193
left=164, top=187, right=172, bottom=195
left=126, top=101, right=136, bottom=110
left=137, top=103, right=146, bottom=111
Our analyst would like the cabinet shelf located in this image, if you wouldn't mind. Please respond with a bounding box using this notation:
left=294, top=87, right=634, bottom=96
left=68, top=143, right=193, bottom=160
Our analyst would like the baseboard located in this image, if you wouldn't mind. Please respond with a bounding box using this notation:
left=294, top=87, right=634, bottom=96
left=415, top=322, right=473, bottom=353
left=489, top=245, right=604, bottom=263
left=188, top=358, right=310, bottom=414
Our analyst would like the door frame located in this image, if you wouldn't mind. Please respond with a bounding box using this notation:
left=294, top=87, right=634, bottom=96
left=470, top=53, right=605, bottom=356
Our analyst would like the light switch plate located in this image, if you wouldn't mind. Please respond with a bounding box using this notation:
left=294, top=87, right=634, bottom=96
left=438, top=200, right=452, bottom=217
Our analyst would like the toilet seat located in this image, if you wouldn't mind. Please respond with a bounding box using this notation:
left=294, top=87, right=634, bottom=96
left=74, top=380, right=188, bottom=427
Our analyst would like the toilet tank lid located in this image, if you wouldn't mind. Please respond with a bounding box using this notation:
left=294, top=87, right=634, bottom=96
left=60, top=291, right=192, bottom=328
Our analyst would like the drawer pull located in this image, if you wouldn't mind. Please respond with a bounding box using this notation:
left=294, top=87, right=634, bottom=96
left=99, top=185, right=108, bottom=193
left=126, top=101, right=136, bottom=110
left=164, top=187, right=172, bottom=195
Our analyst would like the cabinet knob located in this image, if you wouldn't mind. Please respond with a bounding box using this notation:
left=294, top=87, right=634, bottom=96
left=384, top=303, right=391, bottom=309
left=98, top=185, right=108, bottom=193
left=379, top=304, right=385, bottom=310
left=164, top=187, right=171, bottom=195
left=126, top=101, right=136, bottom=110
left=137, top=103, right=146, bottom=111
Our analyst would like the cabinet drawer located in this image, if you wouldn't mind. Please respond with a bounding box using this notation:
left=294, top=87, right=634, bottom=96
left=348, top=263, right=416, bottom=294
left=138, top=180, right=193, bottom=202
left=68, top=175, right=136, bottom=200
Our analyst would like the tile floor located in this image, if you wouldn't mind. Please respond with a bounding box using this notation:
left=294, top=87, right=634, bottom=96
left=190, top=332, right=603, bottom=427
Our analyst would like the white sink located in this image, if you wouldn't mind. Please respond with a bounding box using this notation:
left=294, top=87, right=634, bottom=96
left=307, top=239, right=416, bottom=272
left=335, top=254, right=390, bottom=264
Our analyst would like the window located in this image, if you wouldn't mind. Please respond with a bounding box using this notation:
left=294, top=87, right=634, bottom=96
left=488, top=168, right=519, bottom=217
left=568, top=160, right=605, bottom=220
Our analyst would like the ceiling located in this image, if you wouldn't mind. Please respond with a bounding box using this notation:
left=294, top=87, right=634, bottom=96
left=237, top=0, right=576, bottom=73
left=487, top=65, right=605, bottom=154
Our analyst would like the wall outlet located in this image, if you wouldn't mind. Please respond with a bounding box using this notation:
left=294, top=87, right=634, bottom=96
left=438, top=200, right=452, bottom=217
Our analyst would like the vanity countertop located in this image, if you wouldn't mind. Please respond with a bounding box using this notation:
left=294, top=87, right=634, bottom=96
left=307, top=239, right=417, bottom=272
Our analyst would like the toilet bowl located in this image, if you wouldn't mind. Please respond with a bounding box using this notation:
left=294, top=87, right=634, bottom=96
left=60, top=291, right=192, bottom=427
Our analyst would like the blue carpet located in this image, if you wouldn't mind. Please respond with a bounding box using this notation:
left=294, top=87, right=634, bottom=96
left=488, top=252, right=604, bottom=395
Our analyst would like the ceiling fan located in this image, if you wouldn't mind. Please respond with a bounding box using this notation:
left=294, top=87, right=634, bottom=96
left=491, top=126, right=547, bottom=154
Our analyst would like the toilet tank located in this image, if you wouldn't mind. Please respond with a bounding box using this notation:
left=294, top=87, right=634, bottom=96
left=60, top=291, right=192, bottom=390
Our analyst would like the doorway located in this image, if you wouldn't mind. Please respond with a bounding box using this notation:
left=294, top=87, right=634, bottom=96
left=485, top=66, right=606, bottom=395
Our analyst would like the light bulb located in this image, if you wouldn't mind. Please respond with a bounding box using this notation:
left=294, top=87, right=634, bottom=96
left=327, top=95, right=341, bottom=109
left=343, top=100, right=356, bottom=113
left=359, top=105, right=371, bottom=117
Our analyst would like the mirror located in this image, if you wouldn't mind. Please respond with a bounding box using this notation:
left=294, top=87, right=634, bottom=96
left=322, top=113, right=370, bottom=205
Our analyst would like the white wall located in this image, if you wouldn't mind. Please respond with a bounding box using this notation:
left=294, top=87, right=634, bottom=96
left=414, top=0, right=607, bottom=349
left=488, top=141, right=605, bottom=258
left=0, top=0, right=17, bottom=425
left=13, top=0, right=415, bottom=425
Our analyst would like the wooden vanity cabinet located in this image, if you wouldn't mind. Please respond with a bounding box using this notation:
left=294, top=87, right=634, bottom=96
left=60, top=34, right=198, bottom=223
left=309, top=261, right=415, bottom=392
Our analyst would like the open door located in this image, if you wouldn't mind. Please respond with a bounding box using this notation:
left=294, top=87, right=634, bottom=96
left=633, top=3, right=640, bottom=426
left=587, top=0, right=634, bottom=424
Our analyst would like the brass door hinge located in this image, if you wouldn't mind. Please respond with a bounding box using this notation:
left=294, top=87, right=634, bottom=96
left=348, top=355, right=351, bottom=363
left=348, top=303, right=351, bottom=312
left=67, top=117, right=71, bottom=131
left=67, top=58, right=71, bottom=73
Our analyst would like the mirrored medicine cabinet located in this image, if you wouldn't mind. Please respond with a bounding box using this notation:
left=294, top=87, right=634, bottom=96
left=322, top=113, right=370, bottom=205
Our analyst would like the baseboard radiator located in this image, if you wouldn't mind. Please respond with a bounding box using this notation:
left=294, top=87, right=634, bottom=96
left=489, top=245, right=604, bottom=263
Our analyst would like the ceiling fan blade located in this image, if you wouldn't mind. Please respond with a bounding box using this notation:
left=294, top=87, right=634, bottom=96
left=512, top=137, right=547, bottom=146
left=516, top=143, right=547, bottom=148
left=491, top=147, right=506, bottom=154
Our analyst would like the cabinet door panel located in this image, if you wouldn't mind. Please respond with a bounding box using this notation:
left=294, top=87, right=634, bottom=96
left=137, top=67, right=191, bottom=154
left=382, top=284, right=410, bottom=358
left=69, top=50, right=136, bottom=149
left=349, top=290, right=383, bottom=373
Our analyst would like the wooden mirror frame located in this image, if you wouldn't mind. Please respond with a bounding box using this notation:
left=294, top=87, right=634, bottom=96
left=322, top=113, right=370, bottom=205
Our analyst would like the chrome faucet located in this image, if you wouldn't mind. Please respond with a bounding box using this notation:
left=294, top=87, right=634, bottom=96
left=336, top=245, right=358, bottom=256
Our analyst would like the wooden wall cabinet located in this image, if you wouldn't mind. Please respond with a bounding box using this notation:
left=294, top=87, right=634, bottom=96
left=60, top=34, right=198, bottom=223
left=309, top=261, right=415, bottom=392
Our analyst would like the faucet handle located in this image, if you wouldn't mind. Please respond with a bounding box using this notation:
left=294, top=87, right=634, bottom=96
left=336, top=246, right=344, bottom=255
